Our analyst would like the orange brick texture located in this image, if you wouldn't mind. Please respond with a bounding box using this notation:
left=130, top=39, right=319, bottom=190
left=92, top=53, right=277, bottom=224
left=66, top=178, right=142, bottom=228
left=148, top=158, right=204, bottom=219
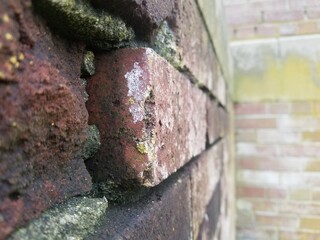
left=224, top=0, right=320, bottom=40
left=235, top=102, right=320, bottom=239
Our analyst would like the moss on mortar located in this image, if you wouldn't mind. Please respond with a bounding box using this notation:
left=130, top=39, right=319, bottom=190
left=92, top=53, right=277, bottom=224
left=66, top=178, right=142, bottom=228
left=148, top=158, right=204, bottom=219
left=153, top=21, right=182, bottom=69
left=82, top=125, right=101, bottom=160
left=81, top=50, right=95, bottom=77
left=32, top=0, right=135, bottom=49
left=9, top=197, right=108, bottom=240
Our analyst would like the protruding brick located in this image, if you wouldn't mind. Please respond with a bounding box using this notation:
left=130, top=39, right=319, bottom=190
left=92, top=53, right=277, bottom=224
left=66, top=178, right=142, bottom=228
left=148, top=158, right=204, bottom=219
left=0, top=1, right=92, bottom=238
left=87, top=48, right=208, bottom=186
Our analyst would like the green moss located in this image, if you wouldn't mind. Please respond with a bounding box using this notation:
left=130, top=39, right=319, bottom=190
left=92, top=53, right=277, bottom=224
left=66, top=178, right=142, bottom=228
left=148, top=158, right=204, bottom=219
left=81, top=51, right=95, bottom=77
left=82, top=125, right=101, bottom=160
left=153, top=21, right=182, bottom=69
left=136, top=142, right=148, bottom=154
left=9, top=197, right=108, bottom=240
left=90, top=180, right=149, bottom=204
left=32, top=0, right=135, bottom=49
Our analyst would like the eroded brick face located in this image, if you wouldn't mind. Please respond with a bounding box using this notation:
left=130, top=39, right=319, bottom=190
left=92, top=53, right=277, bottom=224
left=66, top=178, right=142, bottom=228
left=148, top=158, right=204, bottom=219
left=86, top=48, right=211, bottom=186
left=0, top=1, right=91, bottom=238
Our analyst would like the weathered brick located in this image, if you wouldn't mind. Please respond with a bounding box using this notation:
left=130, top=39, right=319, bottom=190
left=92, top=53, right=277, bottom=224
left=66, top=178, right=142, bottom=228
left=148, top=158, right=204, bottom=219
left=206, top=100, right=221, bottom=145
left=166, top=0, right=220, bottom=94
left=0, top=2, right=92, bottom=238
left=87, top=167, right=193, bottom=240
left=86, top=48, right=207, bottom=186
left=237, top=227, right=278, bottom=240
left=191, top=143, right=223, bottom=237
left=196, top=183, right=221, bottom=240
left=91, top=0, right=174, bottom=37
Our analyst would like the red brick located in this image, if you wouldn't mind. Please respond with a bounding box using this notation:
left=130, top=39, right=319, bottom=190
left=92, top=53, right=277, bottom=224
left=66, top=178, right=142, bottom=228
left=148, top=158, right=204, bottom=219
left=237, top=186, right=265, bottom=198
left=264, top=187, right=287, bottom=199
left=89, top=165, right=193, bottom=240
left=87, top=48, right=207, bottom=187
left=238, top=158, right=279, bottom=171
left=0, top=2, right=92, bottom=238
left=167, top=0, right=219, bottom=94
left=235, top=103, right=267, bottom=115
left=191, top=143, right=223, bottom=236
left=264, top=10, right=304, bottom=22
left=206, top=100, right=221, bottom=144
left=236, top=118, right=277, bottom=129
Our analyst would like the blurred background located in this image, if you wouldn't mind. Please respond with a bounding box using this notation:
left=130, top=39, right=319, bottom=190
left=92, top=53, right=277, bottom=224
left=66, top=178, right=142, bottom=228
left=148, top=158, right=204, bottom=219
left=224, top=0, right=320, bottom=239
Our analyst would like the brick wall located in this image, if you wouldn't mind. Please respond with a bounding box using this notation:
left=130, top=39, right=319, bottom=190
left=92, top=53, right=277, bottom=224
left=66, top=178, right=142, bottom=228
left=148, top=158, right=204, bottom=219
left=0, top=0, right=234, bottom=239
left=224, top=0, right=320, bottom=40
left=231, top=21, right=320, bottom=239
left=235, top=101, right=320, bottom=239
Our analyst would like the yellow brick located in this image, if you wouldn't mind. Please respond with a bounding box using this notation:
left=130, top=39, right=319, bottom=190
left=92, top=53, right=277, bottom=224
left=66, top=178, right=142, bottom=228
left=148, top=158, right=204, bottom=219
left=289, top=189, right=312, bottom=201
left=301, top=218, right=320, bottom=230
left=305, top=161, right=320, bottom=172
left=303, top=131, right=320, bottom=142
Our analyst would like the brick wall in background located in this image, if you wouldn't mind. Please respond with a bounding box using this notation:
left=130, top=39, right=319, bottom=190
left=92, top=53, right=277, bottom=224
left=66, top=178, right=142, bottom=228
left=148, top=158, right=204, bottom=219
left=231, top=31, right=320, bottom=238
left=235, top=102, right=320, bottom=239
left=224, top=0, right=320, bottom=40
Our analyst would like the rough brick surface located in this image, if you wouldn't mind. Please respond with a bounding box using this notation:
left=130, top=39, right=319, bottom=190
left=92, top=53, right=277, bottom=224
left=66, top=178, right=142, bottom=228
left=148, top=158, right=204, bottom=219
left=0, top=1, right=92, bottom=238
left=191, top=143, right=223, bottom=238
left=167, top=0, right=219, bottom=94
left=88, top=142, right=224, bottom=240
left=87, top=48, right=213, bottom=187
left=87, top=164, right=193, bottom=240
left=91, top=0, right=174, bottom=38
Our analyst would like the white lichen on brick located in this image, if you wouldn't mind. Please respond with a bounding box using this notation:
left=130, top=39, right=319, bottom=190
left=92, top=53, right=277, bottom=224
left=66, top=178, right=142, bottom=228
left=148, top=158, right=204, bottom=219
left=125, top=62, right=149, bottom=123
